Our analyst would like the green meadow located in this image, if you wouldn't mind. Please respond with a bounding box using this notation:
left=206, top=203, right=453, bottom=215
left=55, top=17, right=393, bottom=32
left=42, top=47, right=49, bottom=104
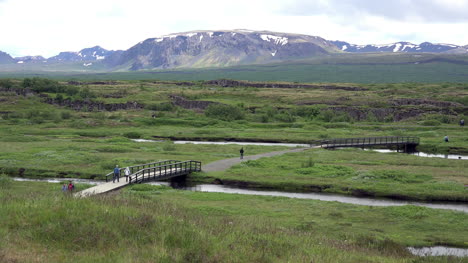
left=0, top=77, right=467, bottom=261
left=1, top=180, right=467, bottom=262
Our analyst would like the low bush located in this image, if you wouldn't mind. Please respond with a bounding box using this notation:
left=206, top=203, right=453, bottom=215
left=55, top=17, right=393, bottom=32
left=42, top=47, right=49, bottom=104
left=205, top=104, right=244, bottom=121
left=123, top=132, right=141, bottom=139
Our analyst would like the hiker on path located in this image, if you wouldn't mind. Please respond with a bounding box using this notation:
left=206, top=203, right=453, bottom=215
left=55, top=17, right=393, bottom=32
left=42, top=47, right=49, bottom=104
left=124, top=167, right=131, bottom=182
left=240, top=147, right=244, bottom=159
left=62, top=183, right=67, bottom=192
left=444, top=135, right=449, bottom=142
left=67, top=181, right=74, bottom=192
left=113, top=165, right=120, bottom=183
left=460, top=119, right=465, bottom=126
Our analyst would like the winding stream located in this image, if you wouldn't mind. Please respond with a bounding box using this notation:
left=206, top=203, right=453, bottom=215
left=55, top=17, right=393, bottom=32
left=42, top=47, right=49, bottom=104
left=13, top=177, right=468, bottom=213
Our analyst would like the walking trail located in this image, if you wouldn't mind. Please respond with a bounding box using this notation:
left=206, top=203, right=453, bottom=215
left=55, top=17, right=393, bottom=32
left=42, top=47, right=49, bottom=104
left=76, top=146, right=314, bottom=197
left=203, top=147, right=313, bottom=172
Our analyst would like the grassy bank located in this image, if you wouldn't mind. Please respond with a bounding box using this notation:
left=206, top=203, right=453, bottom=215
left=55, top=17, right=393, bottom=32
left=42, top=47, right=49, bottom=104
left=193, top=148, right=468, bottom=202
left=1, top=180, right=467, bottom=262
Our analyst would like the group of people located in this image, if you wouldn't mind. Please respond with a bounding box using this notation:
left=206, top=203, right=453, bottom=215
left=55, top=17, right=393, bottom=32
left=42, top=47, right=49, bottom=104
left=113, top=165, right=131, bottom=183
left=62, top=181, right=75, bottom=192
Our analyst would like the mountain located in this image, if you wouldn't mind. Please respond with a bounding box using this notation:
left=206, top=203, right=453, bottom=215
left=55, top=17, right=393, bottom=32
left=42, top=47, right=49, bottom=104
left=0, top=51, right=15, bottom=64
left=14, top=56, right=47, bottom=64
left=330, top=41, right=466, bottom=53
left=2, top=30, right=468, bottom=72
left=104, top=30, right=340, bottom=70
left=48, top=46, right=115, bottom=62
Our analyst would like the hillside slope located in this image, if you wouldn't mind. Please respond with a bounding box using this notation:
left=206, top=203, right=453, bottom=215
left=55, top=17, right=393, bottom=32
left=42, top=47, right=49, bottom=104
left=104, top=30, right=340, bottom=70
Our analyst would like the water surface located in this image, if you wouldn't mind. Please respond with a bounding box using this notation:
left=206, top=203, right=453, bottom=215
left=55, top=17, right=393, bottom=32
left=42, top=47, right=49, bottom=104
left=408, top=246, right=468, bottom=257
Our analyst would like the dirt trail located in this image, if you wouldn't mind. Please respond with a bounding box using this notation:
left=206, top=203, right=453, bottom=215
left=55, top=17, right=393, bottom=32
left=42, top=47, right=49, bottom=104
left=203, top=147, right=315, bottom=172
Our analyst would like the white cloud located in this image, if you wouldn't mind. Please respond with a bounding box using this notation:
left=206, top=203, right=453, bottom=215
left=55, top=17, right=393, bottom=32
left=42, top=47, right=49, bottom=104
left=0, top=0, right=467, bottom=57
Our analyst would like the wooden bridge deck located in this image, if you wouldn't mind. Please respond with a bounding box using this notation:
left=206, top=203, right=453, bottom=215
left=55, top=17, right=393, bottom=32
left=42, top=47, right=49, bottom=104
left=315, top=136, right=419, bottom=151
left=75, top=160, right=201, bottom=197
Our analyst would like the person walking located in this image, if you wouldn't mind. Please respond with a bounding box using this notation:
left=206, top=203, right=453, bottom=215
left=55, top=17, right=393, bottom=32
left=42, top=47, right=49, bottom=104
left=240, top=147, right=244, bottom=159
left=113, top=165, right=120, bottom=183
left=124, top=167, right=131, bottom=182
left=460, top=119, right=465, bottom=127
left=62, top=183, right=67, bottom=192
left=67, top=181, right=74, bottom=192
left=444, top=135, right=449, bottom=142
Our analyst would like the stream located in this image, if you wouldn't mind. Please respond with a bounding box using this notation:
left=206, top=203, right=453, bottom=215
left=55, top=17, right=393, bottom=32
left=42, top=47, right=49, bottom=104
left=14, top=177, right=467, bottom=213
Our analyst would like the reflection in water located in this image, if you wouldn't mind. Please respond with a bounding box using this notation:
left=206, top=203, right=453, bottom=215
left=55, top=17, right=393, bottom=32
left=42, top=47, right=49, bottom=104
left=408, top=246, right=468, bottom=257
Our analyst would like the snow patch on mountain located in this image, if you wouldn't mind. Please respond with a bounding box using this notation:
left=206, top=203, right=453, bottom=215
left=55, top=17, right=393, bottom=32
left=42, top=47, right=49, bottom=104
left=260, top=34, right=288, bottom=46
left=393, top=43, right=402, bottom=52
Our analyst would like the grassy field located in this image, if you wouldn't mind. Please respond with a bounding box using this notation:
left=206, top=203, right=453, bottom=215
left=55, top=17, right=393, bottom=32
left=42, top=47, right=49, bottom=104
left=192, top=148, right=468, bottom=201
left=0, top=78, right=467, bottom=201
left=1, top=180, right=467, bottom=262
left=1, top=76, right=468, bottom=262
left=2, top=53, right=468, bottom=83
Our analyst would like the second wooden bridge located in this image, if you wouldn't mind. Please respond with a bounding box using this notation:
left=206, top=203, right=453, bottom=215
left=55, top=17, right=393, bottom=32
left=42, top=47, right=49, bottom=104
left=315, top=136, right=419, bottom=152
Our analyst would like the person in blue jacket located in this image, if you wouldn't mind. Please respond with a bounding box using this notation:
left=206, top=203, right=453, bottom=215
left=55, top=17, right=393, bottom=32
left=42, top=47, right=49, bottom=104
left=113, top=165, right=120, bottom=183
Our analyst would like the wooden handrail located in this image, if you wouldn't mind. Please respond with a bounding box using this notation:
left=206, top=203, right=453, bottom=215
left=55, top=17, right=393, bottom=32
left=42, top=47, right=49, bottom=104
left=105, top=160, right=180, bottom=182
left=315, top=136, right=419, bottom=149
left=128, top=160, right=202, bottom=184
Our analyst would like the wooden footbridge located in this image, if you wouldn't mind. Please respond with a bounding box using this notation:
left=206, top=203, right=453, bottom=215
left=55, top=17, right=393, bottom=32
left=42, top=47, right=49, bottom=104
left=75, top=160, right=201, bottom=197
left=314, top=136, right=419, bottom=152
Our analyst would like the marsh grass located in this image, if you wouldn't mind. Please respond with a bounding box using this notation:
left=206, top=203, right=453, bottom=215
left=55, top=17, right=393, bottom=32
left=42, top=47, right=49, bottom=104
left=204, top=148, right=468, bottom=201
left=1, top=181, right=466, bottom=262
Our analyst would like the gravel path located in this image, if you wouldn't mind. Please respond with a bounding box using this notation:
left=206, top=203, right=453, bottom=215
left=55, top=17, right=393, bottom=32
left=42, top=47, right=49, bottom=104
left=203, top=147, right=312, bottom=172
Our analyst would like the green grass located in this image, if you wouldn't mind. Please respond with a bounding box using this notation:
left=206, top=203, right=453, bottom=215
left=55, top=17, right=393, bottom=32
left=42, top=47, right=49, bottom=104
left=1, top=180, right=467, bottom=262
left=2, top=53, right=468, bottom=83
left=194, top=148, right=468, bottom=201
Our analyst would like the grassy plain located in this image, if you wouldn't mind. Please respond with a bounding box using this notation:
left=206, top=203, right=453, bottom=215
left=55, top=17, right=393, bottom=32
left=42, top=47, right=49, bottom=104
left=1, top=180, right=467, bottom=262
left=1, top=77, right=468, bottom=262
left=0, top=78, right=467, bottom=200
left=2, top=53, right=468, bottom=83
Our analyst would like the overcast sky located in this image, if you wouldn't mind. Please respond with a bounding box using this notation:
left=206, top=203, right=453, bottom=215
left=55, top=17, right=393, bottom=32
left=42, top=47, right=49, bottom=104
left=1, top=0, right=468, bottom=57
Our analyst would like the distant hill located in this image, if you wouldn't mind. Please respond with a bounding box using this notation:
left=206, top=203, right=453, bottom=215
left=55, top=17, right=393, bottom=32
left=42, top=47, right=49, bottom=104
left=1, top=29, right=468, bottom=73
left=0, top=51, right=15, bottom=64
left=48, top=46, right=115, bottom=62
left=103, top=30, right=340, bottom=70
left=14, top=56, right=47, bottom=64
left=330, top=41, right=468, bottom=54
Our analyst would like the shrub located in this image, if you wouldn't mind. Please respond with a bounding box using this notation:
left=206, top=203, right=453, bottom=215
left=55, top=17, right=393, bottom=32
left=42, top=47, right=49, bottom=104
left=146, top=103, right=175, bottom=112
left=274, top=112, right=296, bottom=123
left=123, top=132, right=141, bottom=139
left=61, top=111, right=72, bottom=120
left=162, top=142, right=176, bottom=151
left=205, top=104, right=244, bottom=121
left=292, top=106, right=321, bottom=119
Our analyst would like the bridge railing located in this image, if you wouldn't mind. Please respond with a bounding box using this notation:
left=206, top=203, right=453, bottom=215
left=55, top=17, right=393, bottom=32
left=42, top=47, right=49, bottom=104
left=105, top=160, right=180, bottom=182
left=129, top=160, right=202, bottom=184
left=317, top=136, right=419, bottom=148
